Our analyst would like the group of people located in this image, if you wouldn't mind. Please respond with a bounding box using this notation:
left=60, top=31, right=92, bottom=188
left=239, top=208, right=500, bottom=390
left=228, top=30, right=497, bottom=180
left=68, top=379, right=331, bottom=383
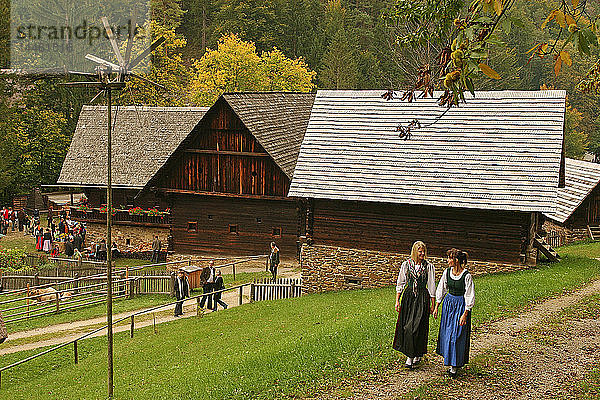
left=0, top=206, right=31, bottom=236
left=173, top=260, right=228, bottom=317
left=393, top=241, right=474, bottom=378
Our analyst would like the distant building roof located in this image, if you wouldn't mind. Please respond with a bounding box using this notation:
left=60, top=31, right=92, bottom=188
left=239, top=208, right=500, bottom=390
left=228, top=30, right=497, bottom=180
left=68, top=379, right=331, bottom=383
left=222, top=92, right=316, bottom=179
left=544, top=158, right=600, bottom=223
left=57, top=106, right=209, bottom=189
left=289, top=90, right=566, bottom=213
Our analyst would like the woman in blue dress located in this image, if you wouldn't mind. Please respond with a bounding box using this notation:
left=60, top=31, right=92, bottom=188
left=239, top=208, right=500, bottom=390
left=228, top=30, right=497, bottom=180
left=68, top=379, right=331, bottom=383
left=433, top=248, right=474, bottom=377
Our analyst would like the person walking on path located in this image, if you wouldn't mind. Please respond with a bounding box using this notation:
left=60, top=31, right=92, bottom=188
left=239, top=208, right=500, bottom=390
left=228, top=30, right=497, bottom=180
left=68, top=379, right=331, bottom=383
left=173, top=270, right=190, bottom=317
left=151, top=236, right=161, bottom=263
left=213, top=269, right=228, bottom=311
left=392, top=241, right=436, bottom=369
left=433, top=248, right=474, bottom=378
left=199, top=260, right=216, bottom=311
left=47, top=206, right=53, bottom=228
left=269, top=242, right=280, bottom=281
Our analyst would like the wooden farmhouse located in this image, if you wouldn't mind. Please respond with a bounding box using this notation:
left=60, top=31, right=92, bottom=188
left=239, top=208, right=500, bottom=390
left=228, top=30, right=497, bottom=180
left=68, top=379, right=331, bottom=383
left=288, top=90, right=567, bottom=293
left=56, top=106, right=208, bottom=252
left=543, top=158, right=600, bottom=243
left=140, top=92, right=315, bottom=256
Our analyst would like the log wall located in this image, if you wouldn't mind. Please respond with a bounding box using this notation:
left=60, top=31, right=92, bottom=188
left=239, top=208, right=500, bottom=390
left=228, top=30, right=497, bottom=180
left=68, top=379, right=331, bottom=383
left=568, top=185, right=600, bottom=228
left=172, top=194, right=300, bottom=256
left=311, top=199, right=532, bottom=265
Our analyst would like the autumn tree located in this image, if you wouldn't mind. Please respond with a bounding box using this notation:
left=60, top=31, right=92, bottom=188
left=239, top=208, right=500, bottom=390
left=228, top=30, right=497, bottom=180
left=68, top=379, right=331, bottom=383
left=190, top=34, right=315, bottom=106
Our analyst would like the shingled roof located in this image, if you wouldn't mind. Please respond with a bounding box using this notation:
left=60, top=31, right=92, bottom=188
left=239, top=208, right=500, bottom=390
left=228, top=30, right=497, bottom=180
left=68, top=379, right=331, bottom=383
left=289, top=90, right=566, bottom=213
left=544, top=158, right=600, bottom=223
left=222, top=92, right=316, bottom=179
left=58, top=106, right=208, bottom=188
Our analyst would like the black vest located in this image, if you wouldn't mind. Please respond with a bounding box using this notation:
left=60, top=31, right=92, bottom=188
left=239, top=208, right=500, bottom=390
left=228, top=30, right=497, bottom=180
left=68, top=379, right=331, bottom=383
left=447, top=268, right=469, bottom=297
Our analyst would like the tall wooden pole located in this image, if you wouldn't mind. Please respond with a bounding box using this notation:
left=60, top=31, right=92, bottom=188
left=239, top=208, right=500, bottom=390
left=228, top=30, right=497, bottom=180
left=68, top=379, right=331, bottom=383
left=106, top=88, right=114, bottom=398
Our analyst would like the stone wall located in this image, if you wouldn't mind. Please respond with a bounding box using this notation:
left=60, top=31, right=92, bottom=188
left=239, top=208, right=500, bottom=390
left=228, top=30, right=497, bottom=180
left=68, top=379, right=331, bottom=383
left=543, top=221, right=590, bottom=245
left=301, top=244, right=532, bottom=294
left=84, top=222, right=170, bottom=253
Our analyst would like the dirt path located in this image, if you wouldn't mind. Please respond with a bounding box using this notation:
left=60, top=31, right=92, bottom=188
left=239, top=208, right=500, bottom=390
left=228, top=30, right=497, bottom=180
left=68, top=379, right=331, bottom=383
left=0, top=266, right=300, bottom=356
left=318, top=278, right=600, bottom=399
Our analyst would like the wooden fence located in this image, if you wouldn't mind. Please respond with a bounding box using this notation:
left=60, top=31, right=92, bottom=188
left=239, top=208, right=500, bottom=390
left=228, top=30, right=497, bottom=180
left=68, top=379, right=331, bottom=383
left=545, top=231, right=565, bottom=249
left=250, top=278, right=302, bottom=302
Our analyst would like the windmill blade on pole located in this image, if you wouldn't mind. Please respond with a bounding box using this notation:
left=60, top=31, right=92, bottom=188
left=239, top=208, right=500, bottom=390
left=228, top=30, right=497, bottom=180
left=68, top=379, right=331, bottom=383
left=85, top=54, right=120, bottom=70
left=88, top=90, right=105, bottom=104
left=67, top=70, right=100, bottom=79
left=59, top=81, right=105, bottom=87
left=101, top=17, right=125, bottom=67
left=124, top=10, right=137, bottom=66
left=128, top=37, right=165, bottom=69
left=130, top=72, right=167, bottom=90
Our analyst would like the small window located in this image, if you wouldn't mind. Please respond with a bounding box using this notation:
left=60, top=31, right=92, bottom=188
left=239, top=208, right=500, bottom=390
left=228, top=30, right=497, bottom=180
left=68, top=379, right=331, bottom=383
left=187, top=222, right=197, bottom=232
left=207, top=215, right=213, bottom=221
left=229, top=224, right=238, bottom=234
left=126, top=239, right=131, bottom=246
left=272, top=227, right=282, bottom=237
left=256, top=217, right=262, bottom=224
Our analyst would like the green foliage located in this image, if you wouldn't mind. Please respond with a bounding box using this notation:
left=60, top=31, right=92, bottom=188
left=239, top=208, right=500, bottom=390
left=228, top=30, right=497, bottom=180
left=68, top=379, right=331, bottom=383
left=565, top=103, right=589, bottom=159
left=320, top=30, right=359, bottom=89
left=0, top=247, right=29, bottom=271
left=190, top=33, right=315, bottom=106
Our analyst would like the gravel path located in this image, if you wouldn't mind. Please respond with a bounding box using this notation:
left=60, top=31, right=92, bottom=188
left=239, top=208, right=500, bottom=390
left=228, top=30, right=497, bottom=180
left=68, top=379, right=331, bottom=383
left=0, top=267, right=300, bottom=356
left=317, top=278, right=600, bottom=399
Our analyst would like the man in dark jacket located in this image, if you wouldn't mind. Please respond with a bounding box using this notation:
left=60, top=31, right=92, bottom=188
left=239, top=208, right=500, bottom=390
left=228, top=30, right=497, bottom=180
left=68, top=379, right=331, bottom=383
left=213, top=269, right=228, bottom=311
left=151, top=235, right=161, bottom=263
left=174, top=270, right=190, bottom=317
left=269, top=242, right=280, bottom=280
left=199, top=260, right=216, bottom=310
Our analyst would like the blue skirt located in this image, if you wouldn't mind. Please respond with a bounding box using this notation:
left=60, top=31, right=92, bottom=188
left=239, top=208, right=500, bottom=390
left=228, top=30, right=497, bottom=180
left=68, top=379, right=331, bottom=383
left=436, top=293, right=471, bottom=367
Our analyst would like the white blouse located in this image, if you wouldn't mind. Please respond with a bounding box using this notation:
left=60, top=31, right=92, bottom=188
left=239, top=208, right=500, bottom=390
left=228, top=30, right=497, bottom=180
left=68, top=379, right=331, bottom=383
left=396, top=260, right=436, bottom=297
left=435, top=269, right=475, bottom=311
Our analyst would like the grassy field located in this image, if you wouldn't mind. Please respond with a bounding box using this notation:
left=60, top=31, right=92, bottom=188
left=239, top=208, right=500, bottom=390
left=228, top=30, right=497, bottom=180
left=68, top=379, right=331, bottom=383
left=0, top=242, right=599, bottom=399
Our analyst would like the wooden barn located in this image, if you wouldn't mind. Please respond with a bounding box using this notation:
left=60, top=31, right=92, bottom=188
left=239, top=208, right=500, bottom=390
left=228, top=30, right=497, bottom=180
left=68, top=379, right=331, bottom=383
left=57, top=106, right=209, bottom=209
left=288, top=90, right=567, bottom=292
left=141, top=92, right=315, bottom=256
left=543, top=158, right=600, bottom=242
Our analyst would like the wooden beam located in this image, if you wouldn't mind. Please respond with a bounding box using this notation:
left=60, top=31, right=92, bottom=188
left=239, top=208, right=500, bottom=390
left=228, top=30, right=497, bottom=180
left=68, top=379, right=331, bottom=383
left=185, top=149, right=270, bottom=157
left=162, top=188, right=296, bottom=202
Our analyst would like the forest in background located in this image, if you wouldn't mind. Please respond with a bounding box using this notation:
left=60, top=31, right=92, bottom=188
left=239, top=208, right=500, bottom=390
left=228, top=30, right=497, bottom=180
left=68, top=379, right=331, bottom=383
left=0, top=0, right=598, bottom=203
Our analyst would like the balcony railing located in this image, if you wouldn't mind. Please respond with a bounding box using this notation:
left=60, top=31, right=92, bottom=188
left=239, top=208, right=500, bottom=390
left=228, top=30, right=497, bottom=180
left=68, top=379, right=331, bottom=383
left=68, top=206, right=172, bottom=226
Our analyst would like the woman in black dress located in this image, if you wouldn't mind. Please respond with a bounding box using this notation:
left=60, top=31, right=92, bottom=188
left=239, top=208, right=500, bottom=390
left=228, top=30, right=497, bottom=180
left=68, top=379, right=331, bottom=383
left=393, top=241, right=436, bottom=369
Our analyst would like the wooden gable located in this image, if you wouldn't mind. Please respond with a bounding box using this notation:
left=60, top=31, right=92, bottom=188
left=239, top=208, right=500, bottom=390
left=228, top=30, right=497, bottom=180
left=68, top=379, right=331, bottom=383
left=157, top=99, right=291, bottom=198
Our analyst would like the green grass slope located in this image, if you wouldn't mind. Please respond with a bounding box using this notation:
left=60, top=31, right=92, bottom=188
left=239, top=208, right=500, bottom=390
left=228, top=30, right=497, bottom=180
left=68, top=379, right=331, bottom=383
left=0, top=251, right=599, bottom=399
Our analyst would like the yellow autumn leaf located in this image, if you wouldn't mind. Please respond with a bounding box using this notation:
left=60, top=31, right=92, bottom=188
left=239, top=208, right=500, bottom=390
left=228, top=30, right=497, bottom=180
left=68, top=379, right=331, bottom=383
left=541, top=43, right=549, bottom=52
left=555, top=10, right=566, bottom=28
left=565, top=13, right=576, bottom=26
left=560, top=50, right=573, bottom=66
left=493, top=0, right=502, bottom=16
left=554, top=56, right=562, bottom=76
left=541, top=10, right=556, bottom=30
left=479, top=63, right=501, bottom=79
left=572, top=0, right=579, bottom=7
left=526, top=43, right=540, bottom=54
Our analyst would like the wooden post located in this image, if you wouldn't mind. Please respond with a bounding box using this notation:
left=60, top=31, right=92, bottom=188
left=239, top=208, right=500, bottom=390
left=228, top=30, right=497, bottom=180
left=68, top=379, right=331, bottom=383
left=238, top=285, right=243, bottom=306
left=33, top=273, right=39, bottom=287
left=27, top=284, right=30, bottom=319
left=196, top=297, right=201, bottom=317
left=74, top=341, right=78, bottom=364
left=0, top=268, right=3, bottom=292
left=74, top=273, right=80, bottom=294
left=232, top=263, right=236, bottom=281
left=128, top=277, right=135, bottom=299
left=130, top=315, right=134, bottom=338
left=169, top=272, right=175, bottom=297
left=55, top=292, right=60, bottom=313
left=250, top=283, right=255, bottom=303
left=153, top=313, right=157, bottom=334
